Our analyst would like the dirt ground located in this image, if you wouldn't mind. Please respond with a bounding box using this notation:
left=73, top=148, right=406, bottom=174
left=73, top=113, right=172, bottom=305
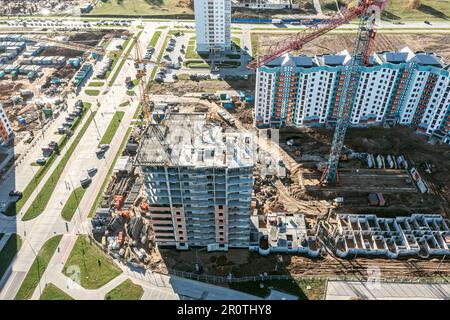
left=0, top=31, right=113, bottom=144
left=278, top=125, right=450, bottom=217
left=253, top=33, right=450, bottom=62
left=151, top=77, right=256, bottom=95
left=153, top=247, right=450, bottom=279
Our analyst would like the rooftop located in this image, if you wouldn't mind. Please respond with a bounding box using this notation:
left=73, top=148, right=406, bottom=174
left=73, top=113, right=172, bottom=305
left=135, top=112, right=254, bottom=168
left=262, top=47, right=447, bottom=69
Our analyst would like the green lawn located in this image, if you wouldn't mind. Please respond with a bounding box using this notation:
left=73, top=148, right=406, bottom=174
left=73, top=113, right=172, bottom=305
left=185, top=37, right=208, bottom=60
left=108, top=31, right=142, bottom=87
left=90, top=0, right=194, bottom=16
left=319, top=0, right=450, bottom=21
left=149, top=31, right=162, bottom=48
left=88, top=127, right=132, bottom=218
left=88, top=81, right=105, bottom=87
left=22, top=107, right=97, bottom=221
left=85, top=89, right=100, bottom=96
left=104, top=279, right=144, bottom=300
left=99, top=111, right=125, bottom=146
left=383, top=0, right=450, bottom=21
left=63, top=236, right=122, bottom=289
left=61, top=187, right=87, bottom=222
left=15, top=235, right=63, bottom=300
left=229, top=278, right=326, bottom=300
left=183, top=60, right=209, bottom=68
left=0, top=234, right=22, bottom=281
left=231, top=36, right=241, bottom=48
left=40, top=283, right=74, bottom=300
left=5, top=103, right=91, bottom=216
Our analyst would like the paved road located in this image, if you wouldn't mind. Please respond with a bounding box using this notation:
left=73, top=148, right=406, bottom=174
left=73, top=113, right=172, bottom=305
left=0, top=26, right=154, bottom=299
left=326, top=280, right=450, bottom=300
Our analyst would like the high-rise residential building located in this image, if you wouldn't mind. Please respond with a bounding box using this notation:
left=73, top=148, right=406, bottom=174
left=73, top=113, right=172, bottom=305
left=194, top=0, right=231, bottom=53
left=254, top=47, right=450, bottom=144
left=0, top=103, right=13, bottom=144
left=134, top=113, right=254, bottom=251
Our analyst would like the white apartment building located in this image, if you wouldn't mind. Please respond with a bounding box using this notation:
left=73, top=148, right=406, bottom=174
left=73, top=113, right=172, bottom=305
left=254, top=47, right=450, bottom=144
left=194, top=0, right=232, bottom=53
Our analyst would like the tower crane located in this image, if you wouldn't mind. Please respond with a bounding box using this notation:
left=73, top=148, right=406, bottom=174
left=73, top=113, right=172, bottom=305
left=247, top=0, right=386, bottom=185
left=133, top=36, right=152, bottom=122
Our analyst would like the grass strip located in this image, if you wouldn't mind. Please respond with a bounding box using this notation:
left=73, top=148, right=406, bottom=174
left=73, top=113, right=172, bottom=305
left=104, top=279, right=144, bottom=300
left=40, top=283, right=74, bottom=300
left=0, top=234, right=22, bottom=281
left=98, top=111, right=125, bottom=146
left=15, top=235, right=63, bottom=300
left=61, top=187, right=87, bottom=222
left=88, top=127, right=132, bottom=218
left=4, top=103, right=91, bottom=216
left=149, top=31, right=161, bottom=48
left=85, top=89, right=100, bottom=96
left=108, top=31, right=142, bottom=86
left=22, top=108, right=97, bottom=221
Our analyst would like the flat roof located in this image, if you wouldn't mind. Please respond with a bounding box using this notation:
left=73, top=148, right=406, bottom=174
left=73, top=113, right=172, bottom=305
left=135, top=113, right=254, bottom=168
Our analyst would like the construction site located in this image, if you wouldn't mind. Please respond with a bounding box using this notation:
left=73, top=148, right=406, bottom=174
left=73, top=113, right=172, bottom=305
left=0, top=0, right=90, bottom=15
left=86, top=0, right=450, bottom=284
left=0, top=29, right=129, bottom=174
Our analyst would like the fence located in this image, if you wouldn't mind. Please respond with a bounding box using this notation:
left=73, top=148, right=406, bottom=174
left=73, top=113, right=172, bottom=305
left=88, top=235, right=450, bottom=287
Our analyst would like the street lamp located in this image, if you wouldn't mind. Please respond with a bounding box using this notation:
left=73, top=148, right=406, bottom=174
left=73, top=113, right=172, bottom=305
left=25, top=238, right=42, bottom=296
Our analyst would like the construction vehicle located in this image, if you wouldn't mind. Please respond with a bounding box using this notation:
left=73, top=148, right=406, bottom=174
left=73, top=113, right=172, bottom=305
left=247, top=0, right=387, bottom=185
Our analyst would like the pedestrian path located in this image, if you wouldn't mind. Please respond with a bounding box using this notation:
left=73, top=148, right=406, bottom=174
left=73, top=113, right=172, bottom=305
left=326, top=280, right=450, bottom=300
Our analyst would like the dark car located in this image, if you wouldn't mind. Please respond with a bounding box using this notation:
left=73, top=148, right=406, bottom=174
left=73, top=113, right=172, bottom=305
left=9, top=190, right=23, bottom=198
left=424, top=21, right=431, bottom=25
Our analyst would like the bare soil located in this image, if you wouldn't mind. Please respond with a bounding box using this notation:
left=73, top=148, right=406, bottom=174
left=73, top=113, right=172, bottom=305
left=253, top=33, right=450, bottom=62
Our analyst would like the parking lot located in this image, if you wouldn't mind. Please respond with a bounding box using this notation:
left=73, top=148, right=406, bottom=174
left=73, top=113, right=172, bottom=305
left=154, top=31, right=250, bottom=84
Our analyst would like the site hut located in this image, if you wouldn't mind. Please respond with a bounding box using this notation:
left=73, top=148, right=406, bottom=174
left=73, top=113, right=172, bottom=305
left=194, top=0, right=232, bottom=54
left=134, top=113, right=254, bottom=251
left=254, top=47, right=450, bottom=144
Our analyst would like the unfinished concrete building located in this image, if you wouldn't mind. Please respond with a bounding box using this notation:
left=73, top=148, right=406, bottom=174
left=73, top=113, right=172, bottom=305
left=134, top=113, right=254, bottom=251
left=250, top=212, right=320, bottom=256
left=334, top=214, right=450, bottom=258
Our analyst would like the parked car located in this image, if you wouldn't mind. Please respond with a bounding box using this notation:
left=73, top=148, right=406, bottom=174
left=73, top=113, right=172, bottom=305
left=9, top=190, right=22, bottom=198
left=87, top=167, right=98, bottom=176
left=80, top=176, right=92, bottom=188
left=36, top=158, right=47, bottom=165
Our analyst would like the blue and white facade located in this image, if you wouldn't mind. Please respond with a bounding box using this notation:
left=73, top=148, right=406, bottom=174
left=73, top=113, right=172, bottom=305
left=255, top=47, right=450, bottom=144
left=194, top=0, right=232, bottom=53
